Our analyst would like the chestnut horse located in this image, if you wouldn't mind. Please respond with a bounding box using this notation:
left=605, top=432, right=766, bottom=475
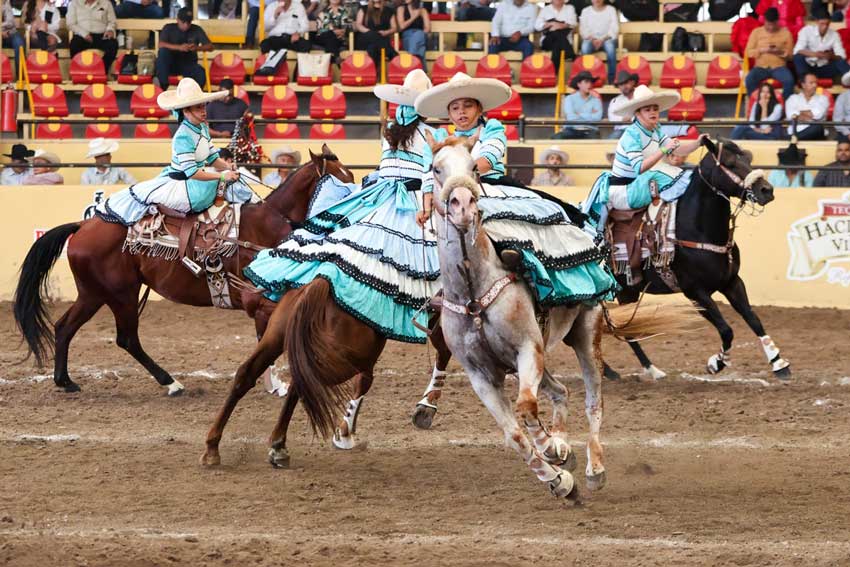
left=14, top=145, right=353, bottom=395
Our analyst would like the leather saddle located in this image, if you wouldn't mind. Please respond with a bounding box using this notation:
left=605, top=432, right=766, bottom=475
left=605, top=202, right=677, bottom=286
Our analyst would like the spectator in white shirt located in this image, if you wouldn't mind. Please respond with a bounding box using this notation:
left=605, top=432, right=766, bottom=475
left=489, top=0, right=538, bottom=59
left=731, top=83, right=784, bottom=140
left=785, top=72, right=829, bottom=140
left=579, top=0, right=618, bottom=84
left=1, top=144, right=34, bottom=186
left=263, top=146, right=302, bottom=187
left=81, top=139, right=137, bottom=186
left=23, top=0, right=62, bottom=51
left=261, top=0, right=310, bottom=54
left=792, top=9, right=850, bottom=86
left=607, top=70, right=637, bottom=139
left=534, top=0, right=577, bottom=74
left=833, top=89, right=850, bottom=138
left=67, top=0, right=119, bottom=76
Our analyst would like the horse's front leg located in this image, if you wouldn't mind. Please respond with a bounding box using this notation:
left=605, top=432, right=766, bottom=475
left=412, top=315, right=453, bottom=430
left=539, top=369, right=578, bottom=472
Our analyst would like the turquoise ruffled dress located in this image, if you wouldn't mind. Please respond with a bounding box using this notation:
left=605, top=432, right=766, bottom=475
left=244, top=117, right=439, bottom=343
left=428, top=119, right=618, bottom=307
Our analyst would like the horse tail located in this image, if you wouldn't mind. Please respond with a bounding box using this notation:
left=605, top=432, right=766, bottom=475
left=285, top=278, right=355, bottom=438
left=14, top=222, right=82, bottom=366
left=602, top=300, right=703, bottom=341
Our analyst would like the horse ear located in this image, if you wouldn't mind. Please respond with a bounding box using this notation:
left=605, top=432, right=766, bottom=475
left=702, top=135, right=717, bottom=155
left=424, top=130, right=437, bottom=151
left=322, top=143, right=331, bottom=156
left=464, top=128, right=480, bottom=151
left=309, top=149, right=319, bottom=163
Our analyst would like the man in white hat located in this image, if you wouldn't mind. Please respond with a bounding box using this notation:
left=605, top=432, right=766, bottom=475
left=23, top=150, right=64, bottom=185
left=532, top=146, right=573, bottom=187
left=81, top=138, right=137, bottom=186
left=263, top=146, right=302, bottom=187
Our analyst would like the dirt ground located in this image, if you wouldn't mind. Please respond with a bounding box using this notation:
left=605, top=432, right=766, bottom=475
left=0, top=300, right=849, bottom=567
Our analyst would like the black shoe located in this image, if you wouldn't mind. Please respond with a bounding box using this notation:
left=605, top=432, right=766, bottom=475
left=500, top=249, right=522, bottom=270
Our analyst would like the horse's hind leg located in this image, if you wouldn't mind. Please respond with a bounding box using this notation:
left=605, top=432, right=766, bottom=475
left=53, top=292, right=104, bottom=392
left=332, top=369, right=374, bottom=450
left=412, top=316, right=453, bottom=430
left=628, top=340, right=667, bottom=380
left=539, top=370, right=577, bottom=472
left=268, top=389, right=300, bottom=468
left=108, top=295, right=181, bottom=395
left=721, top=275, right=791, bottom=380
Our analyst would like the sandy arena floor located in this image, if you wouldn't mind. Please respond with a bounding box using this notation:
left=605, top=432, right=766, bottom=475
left=0, top=301, right=849, bottom=567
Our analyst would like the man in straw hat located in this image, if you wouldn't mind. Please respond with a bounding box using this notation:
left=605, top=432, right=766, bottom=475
left=263, top=146, right=302, bottom=187
left=82, top=138, right=137, bottom=186
left=584, top=85, right=708, bottom=235
left=96, top=78, right=252, bottom=230
left=532, top=146, right=573, bottom=186
left=23, top=150, right=64, bottom=185
left=553, top=70, right=603, bottom=139
left=243, top=68, right=446, bottom=347
left=1, top=144, right=35, bottom=186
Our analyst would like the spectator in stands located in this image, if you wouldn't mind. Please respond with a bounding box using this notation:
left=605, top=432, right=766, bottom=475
left=155, top=8, right=212, bottom=90
left=263, top=146, right=301, bottom=187
left=245, top=0, right=260, bottom=47
left=81, top=138, right=136, bottom=185
left=785, top=72, right=829, bottom=140
left=489, top=0, right=537, bottom=60
left=579, top=0, right=618, bottom=85
left=814, top=138, right=850, bottom=186
left=23, top=150, right=63, bottom=185
left=1, top=144, right=34, bottom=186
left=116, top=0, right=164, bottom=18
left=206, top=79, right=248, bottom=139
left=261, top=0, right=311, bottom=54
left=532, top=146, right=573, bottom=186
left=553, top=70, right=602, bottom=139
left=744, top=7, right=795, bottom=100
left=534, top=0, right=576, bottom=74
left=731, top=5, right=760, bottom=58
left=833, top=88, right=850, bottom=139
left=792, top=9, right=850, bottom=86
left=355, top=0, right=398, bottom=69
left=2, top=2, right=25, bottom=80
left=455, top=0, right=496, bottom=49
left=313, top=0, right=354, bottom=65
left=23, top=0, right=61, bottom=51
left=755, top=0, right=805, bottom=41
left=731, top=83, right=784, bottom=140
left=67, top=0, right=119, bottom=77
left=768, top=143, right=812, bottom=187
left=397, top=0, right=430, bottom=68
left=608, top=70, right=638, bottom=139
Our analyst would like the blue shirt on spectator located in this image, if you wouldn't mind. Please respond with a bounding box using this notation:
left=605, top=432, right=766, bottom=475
left=562, top=92, right=602, bottom=133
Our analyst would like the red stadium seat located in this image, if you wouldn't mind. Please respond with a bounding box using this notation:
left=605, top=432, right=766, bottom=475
left=705, top=55, right=741, bottom=89
left=486, top=88, right=522, bottom=121
left=69, top=50, right=107, bottom=84
left=568, top=55, right=605, bottom=89
left=209, top=52, right=247, bottom=85
left=432, top=53, right=467, bottom=85
left=310, top=122, right=345, bottom=139
left=816, top=86, right=835, bottom=119
left=817, top=78, right=833, bottom=88
left=520, top=54, right=556, bottom=88
left=36, top=120, right=73, bottom=139
left=475, top=53, right=511, bottom=85
left=340, top=51, right=377, bottom=86
left=388, top=52, right=423, bottom=84
left=26, top=50, right=63, bottom=83
left=309, top=85, right=346, bottom=119
left=0, top=53, right=12, bottom=83
left=115, top=53, right=153, bottom=85
left=667, top=87, right=706, bottom=121
left=264, top=122, right=301, bottom=139
left=504, top=124, right=519, bottom=141
left=31, top=83, right=69, bottom=117
left=131, top=84, right=169, bottom=118
left=430, top=12, right=450, bottom=20
left=261, top=85, right=298, bottom=119
left=253, top=53, right=289, bottom=85
left=80, top=84, right=120, bottom=118
left=616, top=55, right=651, bottom=86
left=234, top=86, right=250, bottom=105
left=135, top=121, right=173, bottom=139
left=86, top=121, right=122, bottom=138
left=660, top=55, right=696, bottom=88
left=168, top=75, right=187, bottom=86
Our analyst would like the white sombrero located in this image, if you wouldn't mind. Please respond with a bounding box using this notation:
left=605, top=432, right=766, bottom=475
left=374, top=69, right=433, bottom=106
left=157, top=78, right=228, bottom=111
left=271, top=145, right=302, bottom=164
left=539, top=146, right=569, bottom=165
left=610, top=84, right=680, bottom=117
left=414, top=72, right=512, bottom=119
left=86, top=137, right=119, bottom=158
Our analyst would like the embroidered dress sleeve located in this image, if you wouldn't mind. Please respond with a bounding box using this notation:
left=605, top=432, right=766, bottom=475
left=477, top=119, right=506, bottom=170
left=172, top=130, right=201, bottom=178
left=202, top=126, right=220, bottom=166
left=419, top=124, right=435, bottom=194
left=617, top=125, right=645, bottom=175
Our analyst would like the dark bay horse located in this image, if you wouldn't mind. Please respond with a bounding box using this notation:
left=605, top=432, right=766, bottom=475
left=14, top=145, right=353, bottom=394
left=603, top=138, right=791, bottom=381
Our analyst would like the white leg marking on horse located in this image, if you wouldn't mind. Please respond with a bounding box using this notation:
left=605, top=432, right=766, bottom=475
left=707, top=350, right=730, bottom=374
left=333, top=396, right=364, bottom=450
left=166, top=379, right=184, bottom=396
left=644, top=365, right=667, bottom=380
left=416, top=366, right=447, bottom=410
left=760, top=335, right=790, bottom=372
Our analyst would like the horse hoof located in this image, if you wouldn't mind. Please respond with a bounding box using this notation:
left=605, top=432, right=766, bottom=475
left=268, top=447, right=290, bottom=469
left=563, top=449, right=578, bottom=472
left=412, top=404, right=437, bottom=430
left=603, top=364, right=621, bottom=381
left=586, top=470, right=607, bottom=492
left=543, top=438, right=575, bottom=469
left=200, top=451, right=221, bottom=467
left=774, top=365, right=792, bottom=381
left=166, top=380, right=185, bottom=397
left=548, top=471, right=579, bottom=502
left=643, top=365, right=667, bottom=381
left=58, top=381, right=81, bottom=393
left=332, top=430, right=358, bottom=450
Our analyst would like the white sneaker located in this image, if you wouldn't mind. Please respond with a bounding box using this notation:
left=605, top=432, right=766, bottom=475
left=841, top=70, right=850, bottom=87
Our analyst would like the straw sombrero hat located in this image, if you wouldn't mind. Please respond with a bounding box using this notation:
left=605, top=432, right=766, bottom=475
left=610, top=84, right=680, bottom=117
left=374, top=69, right=432, bottom=106
left=414, top=72, right=512, bottom=119
left=86, top=138, right=119, bottom=158
left=157, top=78, right=228, bottom=111
left=33, top=149, right=61, bottom=167
left=539, top=146, right=569, bottom=165
left=271, top=145, right=302, bottom=164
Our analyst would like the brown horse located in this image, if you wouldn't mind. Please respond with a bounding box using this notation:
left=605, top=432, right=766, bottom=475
left=14, top=145, right=353, bottom=395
